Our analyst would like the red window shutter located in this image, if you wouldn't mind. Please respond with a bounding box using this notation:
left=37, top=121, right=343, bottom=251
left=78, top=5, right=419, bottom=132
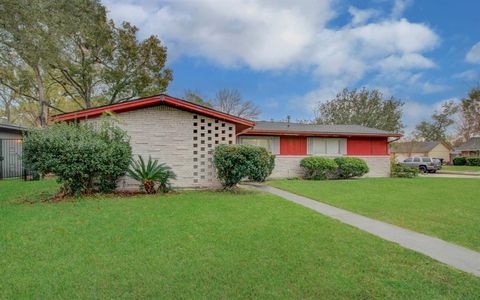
left=347, top=137, right=388, bottom=155
left=280, top=136, right=307, bottom=155
left=371, top=138, right=388, bottom=155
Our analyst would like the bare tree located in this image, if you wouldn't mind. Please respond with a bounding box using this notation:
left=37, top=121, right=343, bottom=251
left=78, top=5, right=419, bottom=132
left=213, top=89, right=260, bottom=119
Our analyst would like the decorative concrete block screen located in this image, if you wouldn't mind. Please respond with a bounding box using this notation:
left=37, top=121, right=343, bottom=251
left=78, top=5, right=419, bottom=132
left=192, top=114, right=235, bottom=186
left=83, top=105, right=236, bottom=189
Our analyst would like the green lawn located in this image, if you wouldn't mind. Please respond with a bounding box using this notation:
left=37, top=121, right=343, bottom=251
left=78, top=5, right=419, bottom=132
left=2, top=180, right=480, bottom=299
left=268, top=178, right=480, bottom=252
left=441, top=165, right=480, bottom=172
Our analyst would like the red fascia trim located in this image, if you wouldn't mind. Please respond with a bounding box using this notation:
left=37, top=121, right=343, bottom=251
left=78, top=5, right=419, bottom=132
left=51, top=95, right=255, bottom=128
left=241, top=130, right=402, bottom=138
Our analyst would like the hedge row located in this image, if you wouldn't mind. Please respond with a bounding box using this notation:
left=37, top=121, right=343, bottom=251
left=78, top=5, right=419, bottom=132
left=453, top=156, right=480, bottom=166
left=299, top=156, right=369, bottom=180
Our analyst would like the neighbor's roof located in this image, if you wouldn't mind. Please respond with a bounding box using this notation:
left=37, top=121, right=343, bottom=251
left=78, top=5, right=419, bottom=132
left=0, top=123, right=29, bottom=133
left=390, top=141, right=451, bottom=153
left=51, top=94, right=255, bottom=130
left=241, top=121, right=401, bottom=137
left=456, top=137, right=480, bottom=151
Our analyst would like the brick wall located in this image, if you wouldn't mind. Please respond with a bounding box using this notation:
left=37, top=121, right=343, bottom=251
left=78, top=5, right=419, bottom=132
left=270, top=155, right=391, bottom=178
left=83, top=105, right=235, bottom=189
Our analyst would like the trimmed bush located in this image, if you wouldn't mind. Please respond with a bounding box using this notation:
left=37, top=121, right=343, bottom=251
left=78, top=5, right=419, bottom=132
left=213, top=144, right=275, bottom=189
left=300, top=157, right=337, bottom=180
left=453, top=156, right=467, bottom=166
left=23, top=121, right=131, bottom=196
left=334, top=157, right=369, bottom=179
left=391, top=160, right=418, bottom=178
left=466, top=157, right=480, bottom=166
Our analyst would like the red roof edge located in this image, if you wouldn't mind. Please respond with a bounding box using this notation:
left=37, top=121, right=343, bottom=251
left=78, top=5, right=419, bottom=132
left=51, top=94, right=255, bottom=129
left=240, top=129, right=402, bottom=138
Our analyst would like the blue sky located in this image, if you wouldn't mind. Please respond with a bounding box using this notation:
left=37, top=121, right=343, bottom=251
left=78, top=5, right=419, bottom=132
left=103, top=0, right=480, bottom=132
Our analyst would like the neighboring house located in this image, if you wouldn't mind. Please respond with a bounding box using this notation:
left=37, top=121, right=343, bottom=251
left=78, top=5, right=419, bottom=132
left=53, top=95, right=401, bottom=189
left=389, top=141, right=452, bottom=163
left=455, top=137, right=480, bottom=157
left=0, top=123, right=26, bottom=140
left=0, top=123, right=28, bottom=179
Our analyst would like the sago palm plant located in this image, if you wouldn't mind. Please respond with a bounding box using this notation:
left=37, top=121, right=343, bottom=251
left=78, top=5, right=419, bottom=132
left=127, top=156, right=177, bottom=194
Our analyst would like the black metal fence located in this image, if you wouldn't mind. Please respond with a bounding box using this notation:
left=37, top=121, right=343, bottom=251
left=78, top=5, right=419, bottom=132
left=0, top=138, right=26, bottom=179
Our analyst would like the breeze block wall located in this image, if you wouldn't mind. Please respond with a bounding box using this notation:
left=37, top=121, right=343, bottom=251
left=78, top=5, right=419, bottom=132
left=83, top=105, right=235, bottom=189
left=269, top=155, right=391, bottom=178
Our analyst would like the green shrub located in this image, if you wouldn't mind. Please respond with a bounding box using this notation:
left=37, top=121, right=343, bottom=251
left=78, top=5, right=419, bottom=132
left=334, top=157, right=369, bottom=179
left=391, top=159, right=418, bottom=178
left=466, top=157, right=480, bottom=166
left=300, top=156, right=337, bottom=180
left=453, top=156, right=467, bottom=166
left=23, top=121, right=131, bottom=196
left=127, top=156, right=176, bottom=193
left=213, top=144, right=275, bottom=189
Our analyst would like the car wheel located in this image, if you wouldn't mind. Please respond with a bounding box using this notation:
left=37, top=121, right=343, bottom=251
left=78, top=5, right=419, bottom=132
left=419, top=166, right=427, bottom=173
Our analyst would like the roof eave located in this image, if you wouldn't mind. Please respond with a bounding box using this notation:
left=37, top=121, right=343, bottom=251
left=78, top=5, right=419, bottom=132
left=50, top=95, right=255, bottom=128
left=241, top=129, right=402, bottom=138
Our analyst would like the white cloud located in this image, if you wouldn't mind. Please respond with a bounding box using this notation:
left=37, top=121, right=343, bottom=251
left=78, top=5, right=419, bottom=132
left=103, top=1, right=438, bottom=73
left=421, top=82, right=449, bottom=94
left=105, top=2, right=149, bottom=25
left=453, top=70, right=479, bottom=81
left=102, top=0, right=440, bottom=117
left=348, top=6, right=379, bottom=25
left=377, top=53, right=435, bottom=71
left=391, top=0, right=412, bottom=19
left=466, top=42, right=480, bottom=64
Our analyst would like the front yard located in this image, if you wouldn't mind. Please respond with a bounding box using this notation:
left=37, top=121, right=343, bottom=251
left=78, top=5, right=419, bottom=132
left=269, top=178, right=480, bottom=251
left=2, top=179, right=480, bottom=298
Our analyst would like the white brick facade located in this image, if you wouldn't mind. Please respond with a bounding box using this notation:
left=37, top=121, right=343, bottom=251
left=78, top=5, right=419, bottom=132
left=270, top=155, right=390, bottom=178
left=84, top=105, right=235, bottom=189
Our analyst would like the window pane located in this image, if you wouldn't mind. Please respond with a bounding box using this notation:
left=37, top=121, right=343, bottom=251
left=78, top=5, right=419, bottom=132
left=312, top=138, right=326, bottom=154
left=413, top=157, right=420, bottom=162
left=326, top=139, right=339, bottom=154
left=422, top=158, right=431, bottom=162
left=239, top=137, right=279, bottom=154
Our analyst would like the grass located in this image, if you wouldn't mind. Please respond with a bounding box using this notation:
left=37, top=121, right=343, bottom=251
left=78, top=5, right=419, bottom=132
left=2, top=180, right=480, bottom=299
left=268, top=178, right=480, bottom=252
left=441, top=165, right=480, bottom=172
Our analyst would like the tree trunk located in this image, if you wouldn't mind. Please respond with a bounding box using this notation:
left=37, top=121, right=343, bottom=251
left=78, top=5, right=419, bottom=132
left=4, top=100, right=11, bottom=123
left=34, top=64, right=48, bottom=127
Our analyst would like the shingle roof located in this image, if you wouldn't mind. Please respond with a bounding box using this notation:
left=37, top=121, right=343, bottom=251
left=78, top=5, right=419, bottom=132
left=247, top=121, right=401, bottom=137
left=456, top=137, right=480, bottom=151
left=390, top=141, right=445, bottom=153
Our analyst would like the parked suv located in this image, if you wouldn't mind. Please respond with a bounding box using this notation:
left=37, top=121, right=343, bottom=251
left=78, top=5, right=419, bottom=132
left=400, top=157, right=441, bottom=173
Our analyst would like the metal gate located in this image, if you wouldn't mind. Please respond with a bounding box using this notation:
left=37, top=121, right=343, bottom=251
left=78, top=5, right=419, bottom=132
left=0, top=139, right=25, bottom=179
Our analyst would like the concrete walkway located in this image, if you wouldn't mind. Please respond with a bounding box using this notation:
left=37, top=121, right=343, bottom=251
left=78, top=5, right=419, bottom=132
left=245, top=183, right=480, bottom=277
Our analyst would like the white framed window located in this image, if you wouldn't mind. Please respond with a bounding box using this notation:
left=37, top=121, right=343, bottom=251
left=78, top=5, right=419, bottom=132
left=307, top=137, right=346, bottom=155
left=238, top=136, right=280, bottom=154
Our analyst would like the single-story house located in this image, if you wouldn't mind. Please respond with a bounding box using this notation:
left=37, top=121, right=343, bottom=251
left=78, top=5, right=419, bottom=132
left=0, top=123, right=28, bottom=179
left=455, top=137, right=480, bottom=157
left=53, top=95, right=401, bottom=189
left=389, top=141, right=452, bottom=163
